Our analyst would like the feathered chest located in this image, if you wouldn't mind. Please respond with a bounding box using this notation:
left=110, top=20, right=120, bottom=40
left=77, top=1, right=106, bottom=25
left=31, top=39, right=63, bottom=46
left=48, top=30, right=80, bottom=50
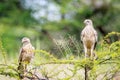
left=21, top=44, right=34, bottom=57
left=22, top=44, right=34, bottom=53
left=83, top=27, right=95, bottom=37
left=21, top=44, right=34, bottom=62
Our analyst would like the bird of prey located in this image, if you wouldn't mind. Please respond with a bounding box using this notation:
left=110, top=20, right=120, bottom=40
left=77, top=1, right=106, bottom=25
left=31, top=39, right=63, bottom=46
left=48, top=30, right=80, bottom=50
left=18, top=37, right=35, bottom=78
left=81, top=19, right=97, bottom=59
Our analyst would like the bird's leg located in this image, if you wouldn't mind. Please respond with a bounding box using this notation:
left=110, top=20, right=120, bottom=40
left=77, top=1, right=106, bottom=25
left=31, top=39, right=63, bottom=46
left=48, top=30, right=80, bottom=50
left=90, top=50, right=93, bottom=60
left=84, top=46, right=88, bottom=59
left=90, top=46, right=94, bottom=60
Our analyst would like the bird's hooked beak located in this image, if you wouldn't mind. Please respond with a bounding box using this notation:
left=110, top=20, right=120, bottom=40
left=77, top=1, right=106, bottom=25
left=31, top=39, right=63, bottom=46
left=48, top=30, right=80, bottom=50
left=84, top=20, right=88, bottom=25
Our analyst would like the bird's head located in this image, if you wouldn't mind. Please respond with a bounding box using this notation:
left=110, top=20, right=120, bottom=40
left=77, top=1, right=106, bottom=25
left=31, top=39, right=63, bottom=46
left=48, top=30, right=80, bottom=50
left=84, top=19, right=93, bottom=26
left=22, top=37, right=30, bottom=43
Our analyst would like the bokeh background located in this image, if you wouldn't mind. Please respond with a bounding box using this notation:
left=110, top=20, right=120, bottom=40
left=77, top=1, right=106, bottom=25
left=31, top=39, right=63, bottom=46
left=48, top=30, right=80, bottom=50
left=0, top=0, right=120, bottom=59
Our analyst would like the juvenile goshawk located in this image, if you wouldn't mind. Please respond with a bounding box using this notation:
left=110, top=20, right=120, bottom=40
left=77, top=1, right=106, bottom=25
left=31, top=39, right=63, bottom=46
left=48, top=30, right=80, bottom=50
left=81, top=19, right=97, bottom=59
left=18, top=37, right=35, bottom=78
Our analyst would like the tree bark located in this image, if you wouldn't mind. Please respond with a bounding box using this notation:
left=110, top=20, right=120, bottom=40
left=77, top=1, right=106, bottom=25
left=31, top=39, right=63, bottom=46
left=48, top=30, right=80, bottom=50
left=85, top=65, right=88, bottom=80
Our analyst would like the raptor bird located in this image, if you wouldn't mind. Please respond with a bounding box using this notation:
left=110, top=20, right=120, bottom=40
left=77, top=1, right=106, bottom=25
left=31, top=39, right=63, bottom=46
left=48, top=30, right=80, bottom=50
left=81, top=19, right=97, bottom=59
left=18, top=37, right=35, bottom=78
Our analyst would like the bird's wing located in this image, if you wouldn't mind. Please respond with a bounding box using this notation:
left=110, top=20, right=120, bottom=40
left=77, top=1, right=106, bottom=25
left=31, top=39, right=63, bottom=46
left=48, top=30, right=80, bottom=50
left=81, top=30, right=85, bottom=43
left=18, top=48, right=24, bottom=73
left=94, top=30, right=98, bottom=49
left=94, top=30, right=98, bottom=42
left=18, top=47, right=24, bottom=63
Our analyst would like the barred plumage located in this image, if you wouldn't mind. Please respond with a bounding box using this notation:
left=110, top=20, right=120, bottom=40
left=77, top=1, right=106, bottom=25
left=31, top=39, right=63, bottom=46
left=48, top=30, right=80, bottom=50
left=18, top=37, right=35, bottom=78
left=81, top=19, right=97, bottom=59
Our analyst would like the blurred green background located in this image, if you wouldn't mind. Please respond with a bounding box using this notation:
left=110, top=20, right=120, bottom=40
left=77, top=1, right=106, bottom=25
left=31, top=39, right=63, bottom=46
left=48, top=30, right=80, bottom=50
left=0, top=0, right=120, bottom=59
